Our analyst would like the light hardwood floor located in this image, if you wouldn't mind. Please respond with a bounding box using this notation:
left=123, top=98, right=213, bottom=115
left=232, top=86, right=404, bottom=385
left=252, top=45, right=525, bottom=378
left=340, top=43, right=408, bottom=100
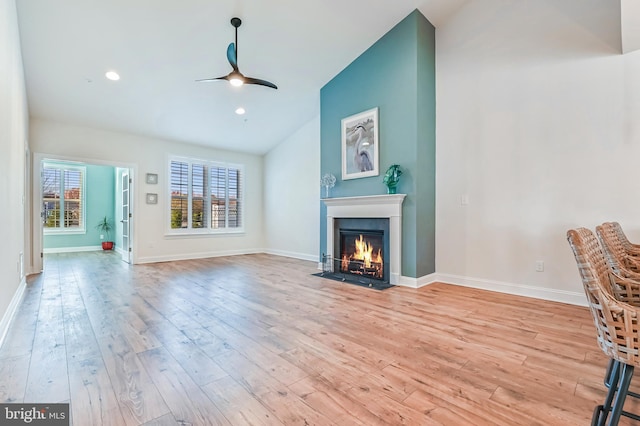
left=0, top=251, right=637, bottom=425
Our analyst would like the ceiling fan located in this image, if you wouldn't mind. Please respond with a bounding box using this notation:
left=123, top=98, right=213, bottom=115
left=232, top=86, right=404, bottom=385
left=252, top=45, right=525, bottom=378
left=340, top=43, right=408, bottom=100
left=197, top=17, right=277, bottom=90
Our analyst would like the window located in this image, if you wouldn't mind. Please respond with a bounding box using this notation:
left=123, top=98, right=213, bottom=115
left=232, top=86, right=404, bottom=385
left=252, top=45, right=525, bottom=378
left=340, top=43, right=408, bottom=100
left=42, top=163, right=86, bottom=233
left=169, top=157, right=244, bottom=233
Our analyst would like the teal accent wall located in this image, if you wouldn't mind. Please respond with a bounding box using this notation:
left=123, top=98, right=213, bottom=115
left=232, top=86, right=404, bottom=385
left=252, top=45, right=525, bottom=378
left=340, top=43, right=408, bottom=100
left=44, top=163, right=116, bottom=249
left=320, top=10, right=436, bottom=278
left=415, top=11, right=436, bottom=276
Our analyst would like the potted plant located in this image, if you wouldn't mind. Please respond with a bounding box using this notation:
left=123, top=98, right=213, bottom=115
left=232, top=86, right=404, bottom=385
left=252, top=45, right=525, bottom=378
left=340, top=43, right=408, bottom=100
left=96, top=216, right=114, bottom=250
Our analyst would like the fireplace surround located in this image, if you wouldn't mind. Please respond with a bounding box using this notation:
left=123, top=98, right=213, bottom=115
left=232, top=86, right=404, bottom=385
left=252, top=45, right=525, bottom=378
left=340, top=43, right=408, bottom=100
left=323, top=194, right=406, bottom=284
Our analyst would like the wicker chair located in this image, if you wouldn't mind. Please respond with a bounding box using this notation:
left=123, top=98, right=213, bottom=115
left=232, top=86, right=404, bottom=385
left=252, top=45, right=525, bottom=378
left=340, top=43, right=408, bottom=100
left=596, top=225, right=640, bottom=306
left=567, top=228, right=640, bottom=425
left=598, top=223, right=640, bottom=275
left=609, top=222, right=640, bottom=257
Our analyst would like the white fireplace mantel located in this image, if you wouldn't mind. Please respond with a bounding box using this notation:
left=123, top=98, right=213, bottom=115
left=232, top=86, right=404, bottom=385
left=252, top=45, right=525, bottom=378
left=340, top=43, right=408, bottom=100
left=323, top=194, right=406, bottom=284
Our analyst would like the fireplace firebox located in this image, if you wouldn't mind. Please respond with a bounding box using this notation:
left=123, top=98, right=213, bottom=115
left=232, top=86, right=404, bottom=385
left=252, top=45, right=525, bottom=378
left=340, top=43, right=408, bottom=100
left=339, top=231, right=384, bottom=279
left=328, top=217, right=390, bottom=287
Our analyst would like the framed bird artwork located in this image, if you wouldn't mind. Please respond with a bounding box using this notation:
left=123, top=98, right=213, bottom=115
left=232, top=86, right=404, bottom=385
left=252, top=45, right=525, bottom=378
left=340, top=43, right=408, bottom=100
left=341, top=107, right=379, bottom=180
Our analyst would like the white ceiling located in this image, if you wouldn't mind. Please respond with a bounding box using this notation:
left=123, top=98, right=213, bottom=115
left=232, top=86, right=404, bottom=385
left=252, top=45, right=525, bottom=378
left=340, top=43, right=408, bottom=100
left=15, top=0, right=468, bottom=154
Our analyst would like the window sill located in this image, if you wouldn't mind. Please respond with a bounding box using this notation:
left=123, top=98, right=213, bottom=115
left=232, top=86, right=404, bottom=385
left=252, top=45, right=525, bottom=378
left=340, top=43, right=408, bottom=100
left=164, top=229, right=245, bottom=238
left=44, top=229, right=86, bottom=236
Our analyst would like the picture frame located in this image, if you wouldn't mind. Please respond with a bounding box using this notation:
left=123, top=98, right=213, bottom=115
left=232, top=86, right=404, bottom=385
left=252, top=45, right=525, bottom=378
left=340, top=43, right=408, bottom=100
left=146, top=173, right=158, bottom=184
left=341, top=107, right=379, bottom=180
left=146, top=193, right=158, bottom=204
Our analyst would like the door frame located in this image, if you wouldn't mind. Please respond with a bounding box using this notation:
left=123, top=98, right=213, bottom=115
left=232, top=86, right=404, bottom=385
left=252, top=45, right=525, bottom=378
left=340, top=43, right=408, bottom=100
left=31, top=152, right=137, bottom=273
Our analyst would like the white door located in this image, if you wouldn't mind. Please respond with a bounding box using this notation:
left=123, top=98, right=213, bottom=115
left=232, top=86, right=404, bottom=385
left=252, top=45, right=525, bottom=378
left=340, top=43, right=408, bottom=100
left=121, top=171, right=131, bottom=263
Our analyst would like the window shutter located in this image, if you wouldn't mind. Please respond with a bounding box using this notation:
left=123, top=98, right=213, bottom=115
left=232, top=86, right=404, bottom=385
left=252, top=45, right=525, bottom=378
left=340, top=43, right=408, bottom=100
left=43, top=168, right=61, bottom=228
left=228, top=167, right=241, bottom=228
left=191, top=164, right=206, bottom=229
left=64, top=169, right=82, bottom=229
left=170, top=161, right=188, bottom=229
left=210, top=166, right=226, bottom=229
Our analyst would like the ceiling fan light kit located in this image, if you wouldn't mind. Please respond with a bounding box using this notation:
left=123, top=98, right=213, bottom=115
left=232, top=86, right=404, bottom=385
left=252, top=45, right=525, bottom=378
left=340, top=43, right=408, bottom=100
left=197, top=17, right=277, bottom=90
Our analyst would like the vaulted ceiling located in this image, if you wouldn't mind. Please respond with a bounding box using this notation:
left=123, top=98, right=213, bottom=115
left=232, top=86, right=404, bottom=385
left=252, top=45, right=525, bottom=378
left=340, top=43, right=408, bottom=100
left=15, top=0, right=467, bottom=154
left=16, top=1, right=635, bottom=155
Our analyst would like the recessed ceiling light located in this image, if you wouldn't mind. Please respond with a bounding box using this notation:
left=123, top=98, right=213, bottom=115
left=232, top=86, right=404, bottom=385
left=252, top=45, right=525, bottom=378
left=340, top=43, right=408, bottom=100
left=235, top=107, right=246, bottom=115
left=105, top=71, right=120, bottom=81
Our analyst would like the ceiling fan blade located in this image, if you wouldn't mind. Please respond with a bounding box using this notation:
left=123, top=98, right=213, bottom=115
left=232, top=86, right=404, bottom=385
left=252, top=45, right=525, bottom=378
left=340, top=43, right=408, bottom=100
left=244, top=76, right=278, bottom=90
left=226, top=43, right=238, bottom=71
left=196, top=76, right=228, bottom=83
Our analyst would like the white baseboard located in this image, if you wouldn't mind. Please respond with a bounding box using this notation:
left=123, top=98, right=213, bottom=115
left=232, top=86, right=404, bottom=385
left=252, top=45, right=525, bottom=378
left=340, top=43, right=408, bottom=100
left=0, top=277, right=27, bottom=350
left=136, top=248, right=263, bottom=264
left=426, top=273, right=587, bottom=306
left=263, top=249, right=318, bottom=263
left=43, top=245, right=103, bottom=254
left=391, top=272, right=585, bottom=306
left=396, top=272, right=439, bottom=288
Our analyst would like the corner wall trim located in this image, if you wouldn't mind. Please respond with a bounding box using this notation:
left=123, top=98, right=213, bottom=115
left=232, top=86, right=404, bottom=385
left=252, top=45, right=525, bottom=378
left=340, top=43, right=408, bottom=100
left=0, top=277, right=27, bottom=351
left=395, top=273, right=438, bottom=288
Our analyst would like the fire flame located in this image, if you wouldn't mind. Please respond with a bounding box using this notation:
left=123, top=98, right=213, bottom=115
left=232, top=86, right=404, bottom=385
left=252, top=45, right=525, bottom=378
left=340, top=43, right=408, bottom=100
left=341, top=234, right=383, bottom=277
left=354, top=234, right=381, bottom=267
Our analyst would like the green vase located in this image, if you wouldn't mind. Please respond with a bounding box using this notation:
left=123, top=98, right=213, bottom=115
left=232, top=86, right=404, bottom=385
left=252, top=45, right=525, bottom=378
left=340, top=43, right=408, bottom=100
left=386, top=185, right=397, bottom=194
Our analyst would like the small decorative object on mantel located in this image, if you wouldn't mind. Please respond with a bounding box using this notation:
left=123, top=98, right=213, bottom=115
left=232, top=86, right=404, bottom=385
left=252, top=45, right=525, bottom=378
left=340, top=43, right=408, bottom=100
left=383, top=164, right=402, bottom=194
left=320, top=173, right=336, bottom=198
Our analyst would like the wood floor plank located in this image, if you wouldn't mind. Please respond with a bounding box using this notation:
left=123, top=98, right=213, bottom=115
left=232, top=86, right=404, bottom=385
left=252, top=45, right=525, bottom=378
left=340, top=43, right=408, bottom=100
left=280, top=346, right=366, bottom=393
left=346, top=383, right=440, bottom=425
left=396, top=369, right=533, bottom=426
left=139, top=413, right=179, bottom=426
left=147, top=322, right=228, bottom=387
left=288, top=375, right=385, bottom=426
left=202, top=375, right=283, bottom=426
left=68, top=356, right=127, bottom=426
left=213, top=349, right=335, bottom=425
left=76, top=274, right=170, bottom=426
left=23, top=274, right=69, bottom=403
left=0, top=355, right=30, bottom=403
left=91, top=327, right=170, bottom=426
left=205, top=322, right=309, bottom=386
left=0, top=278, right=42, bottom=360
left=490, top=385, right=592, bottom=425
left=0, top=252, right=617, bottom=425
left=138, top=347, right=231, bottom=426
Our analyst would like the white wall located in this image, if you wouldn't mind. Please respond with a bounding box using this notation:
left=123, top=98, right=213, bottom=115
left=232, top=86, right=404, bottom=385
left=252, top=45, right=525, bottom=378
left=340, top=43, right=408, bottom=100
left=264, top=115, right=320, bottom=261
left=0, top=0, right=29, bottom=339
left=30, top=118, right=264, bottom=264
left=436, top=0, right=639, bottom=304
